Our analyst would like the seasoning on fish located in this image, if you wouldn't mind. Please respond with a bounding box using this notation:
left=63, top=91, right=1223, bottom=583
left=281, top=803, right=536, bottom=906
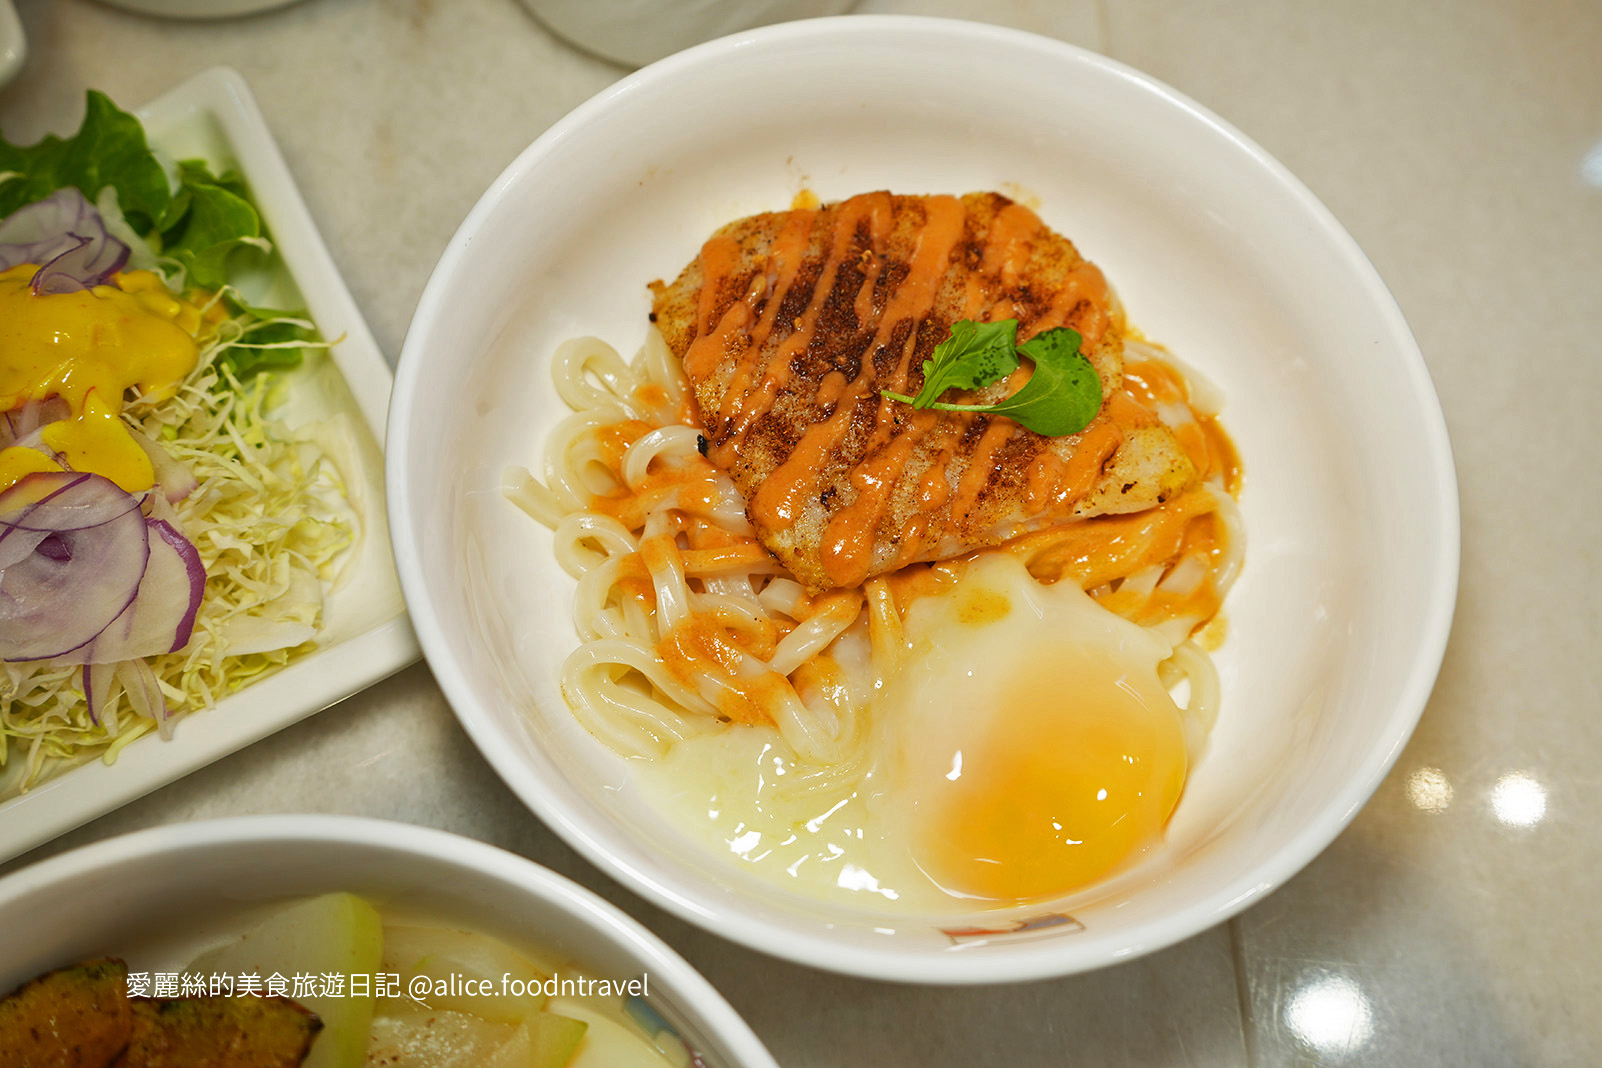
left=652, top=191, right=1197, bottom=591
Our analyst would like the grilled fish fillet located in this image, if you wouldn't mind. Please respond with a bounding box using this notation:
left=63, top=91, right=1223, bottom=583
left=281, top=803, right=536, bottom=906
left=653, top=191, right=1197, bottom=591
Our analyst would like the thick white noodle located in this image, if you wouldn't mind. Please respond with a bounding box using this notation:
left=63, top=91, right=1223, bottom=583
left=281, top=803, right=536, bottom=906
left=1160, top=638, right=1222, bottom=761
left=502, top=465, right=565, bottom=529
left=757, top=578, right=809, bottom=620
left=641, top=520, right=693, bottom=632
left=1209, top=487, right=1246, bottom=595
left=552, top=512, right=637, bottom=579
left=769, top=593, right=863, bottom=676
left=622, top=426, right=702, bottom=489
left=1125, top=338, right=1226, bottom=418
left=695, top=593, right=772, bottom=637
left=638, top=328, right=687, bottom=412
left=562, top=640, right=713, bottom=757
left=1157, top=553, right=1207, bottom=598
left=703, top=573, right=758, bottom=600
left=541, top=409, right=630, bottom=510
left=572, top=558, right=636, bottom=641
left=553, top=336, right=647, bottom=418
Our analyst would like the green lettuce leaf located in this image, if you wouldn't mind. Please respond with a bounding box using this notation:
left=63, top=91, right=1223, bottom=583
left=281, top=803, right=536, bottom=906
left=0, top=90, right=172, bottom=230
left=162, top=159, right=265, bottom=289
left=0, top=94, right=269, bottom=290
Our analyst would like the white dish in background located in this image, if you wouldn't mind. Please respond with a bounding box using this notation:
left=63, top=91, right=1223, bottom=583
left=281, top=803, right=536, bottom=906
left=0, top=67, right=418, bottom=862
left=0, top=0, right=24, bottom=90
left=0, top=815, right=779, bottom=1068
left=519, top=0, right=857, bottom=67
left=95, top=0, right=305, bottom=18
left=389, top=17, right=1458, bottom=982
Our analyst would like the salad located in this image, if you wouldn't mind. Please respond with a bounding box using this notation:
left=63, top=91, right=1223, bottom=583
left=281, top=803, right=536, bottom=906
left=0, top=92, right=360, bottom=795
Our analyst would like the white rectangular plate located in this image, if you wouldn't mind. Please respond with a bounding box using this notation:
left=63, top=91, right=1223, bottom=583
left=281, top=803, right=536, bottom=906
left=0, top=0, right=23, bottom=91
left=0, top=67, right=419, bottom=862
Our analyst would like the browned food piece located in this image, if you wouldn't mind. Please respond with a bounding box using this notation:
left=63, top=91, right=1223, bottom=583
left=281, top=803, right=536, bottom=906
left=0, top=959, right=134, bottom=1068
left=0, top=959, right=320, bottom=1068
left=653, top=191, right=1197, bottom=591
left=115, top=995, right=320, bottom=1068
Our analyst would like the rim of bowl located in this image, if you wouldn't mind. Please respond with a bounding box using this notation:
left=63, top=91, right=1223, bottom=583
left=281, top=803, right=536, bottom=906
left=388, top=14, right=1461, bottom=983
left=0, top=814, right=779, bottom=1067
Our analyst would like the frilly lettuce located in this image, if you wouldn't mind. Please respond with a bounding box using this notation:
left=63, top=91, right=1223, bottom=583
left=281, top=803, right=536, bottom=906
left=1, top=91, right=272, bottom=293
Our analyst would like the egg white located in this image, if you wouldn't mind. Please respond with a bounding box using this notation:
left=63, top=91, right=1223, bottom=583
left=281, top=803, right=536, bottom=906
left=630, top=552, right=1195, bottom=915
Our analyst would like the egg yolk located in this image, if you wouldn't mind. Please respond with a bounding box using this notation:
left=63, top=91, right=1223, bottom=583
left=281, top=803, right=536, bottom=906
left=0, top=263, right=207, bottom=494
left=911, top=644, right=1188, bottom=901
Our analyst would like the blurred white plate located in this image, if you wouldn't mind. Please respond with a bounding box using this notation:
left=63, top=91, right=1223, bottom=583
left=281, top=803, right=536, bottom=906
left=96, top=0, right=305, bottom=18
left=0, top=0, right=24, bottom=90
left=0, top=67, right=418, bottom=863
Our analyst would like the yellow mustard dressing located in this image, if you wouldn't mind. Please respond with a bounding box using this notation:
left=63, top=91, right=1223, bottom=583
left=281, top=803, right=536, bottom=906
left=0, top=263, right=208, bottom=494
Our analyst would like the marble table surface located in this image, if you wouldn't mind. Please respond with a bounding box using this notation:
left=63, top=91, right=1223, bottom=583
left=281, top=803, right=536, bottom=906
left=2, top=1, right=1598, bottom=1065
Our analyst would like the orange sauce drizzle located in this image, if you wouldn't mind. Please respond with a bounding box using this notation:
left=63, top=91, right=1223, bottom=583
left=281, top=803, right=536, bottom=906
left=706, top=195, right=1156, bottom=587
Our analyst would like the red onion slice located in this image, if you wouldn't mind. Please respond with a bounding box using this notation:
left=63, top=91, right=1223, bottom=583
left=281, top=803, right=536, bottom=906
left=0, top=188, right=93, bottom=260
left=130, top=427, right=199, bottom=503
left=82, top=661, right=114, bottom=726
left=33, top=233, right=131, bottom=296
left=57, top=515, right=207, bottom=665
left=0, top=526, right=47, bottom=571
left=0, top=467, right=143, bottom=535
left=1, top=399, right=69, bottom=448
left=116, top=657, right=170, bottom=736
left=0, top=188, right=96, bottom=245
left=0, top=188, right=130, bottom=293
left=145, top=518, right=205, bottom=653
left=0, top=473, right=152, bottom=661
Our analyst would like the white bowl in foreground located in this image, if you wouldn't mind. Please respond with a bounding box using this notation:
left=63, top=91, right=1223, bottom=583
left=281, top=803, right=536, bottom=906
left=388, top=16, right=1458, bottom=982
left=0, top=815, right=777, bottom=1068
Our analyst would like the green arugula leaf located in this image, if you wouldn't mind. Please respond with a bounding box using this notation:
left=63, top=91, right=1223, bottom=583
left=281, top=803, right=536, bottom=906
left=962, top=327, right=1103, bottom=436
left=0, top=90, right=172, bottom=230
left=161, top=159, right=265, bottom=289
left=882, top=318, right=1020, bottom=408
left=880, top=320, right=1103, bottom=437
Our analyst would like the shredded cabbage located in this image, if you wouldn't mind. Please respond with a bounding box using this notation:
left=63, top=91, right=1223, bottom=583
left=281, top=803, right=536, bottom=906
left=0, top=300, right=360, bottom=795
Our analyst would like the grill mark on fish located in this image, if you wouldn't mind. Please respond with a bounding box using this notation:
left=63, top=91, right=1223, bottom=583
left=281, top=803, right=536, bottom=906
left=653, top=191, right=1198, bottom=591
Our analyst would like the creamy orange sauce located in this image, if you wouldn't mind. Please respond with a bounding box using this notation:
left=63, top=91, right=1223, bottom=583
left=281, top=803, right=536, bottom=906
left=819, top=431, right=917, bottom=587
left=1124, top=357, right=1242, bottom=492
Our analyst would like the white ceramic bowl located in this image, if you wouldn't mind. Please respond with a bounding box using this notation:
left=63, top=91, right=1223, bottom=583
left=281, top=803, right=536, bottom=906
left=0, top=815, right=777, bottom=1068
left=388, top=16, right=1458, bottom=982
left=0, top=0, right=24, bottom=91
